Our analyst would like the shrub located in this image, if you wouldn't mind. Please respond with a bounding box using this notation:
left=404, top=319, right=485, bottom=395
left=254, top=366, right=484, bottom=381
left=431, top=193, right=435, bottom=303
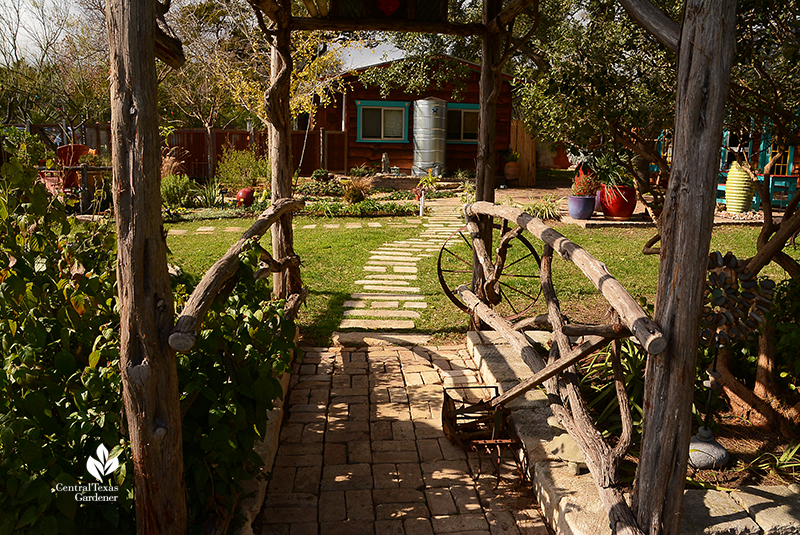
left=343, top=176, right=373, bottom=205
left=524, top=194, right=563, bottom=221
left=162, top=173, right=196, bottom=208
left=295, top=181, right=344, bottom=197
left=0, top=140, right=298, bottom=533
left=348, top=164, right=373, bottom=178
left=196, top=178, right=221, bottom=208
left=311, top=168, right=332, bottom=182
left=216, top=146, right=270, bottom=190
left=303, top=199, right=420, bottom=217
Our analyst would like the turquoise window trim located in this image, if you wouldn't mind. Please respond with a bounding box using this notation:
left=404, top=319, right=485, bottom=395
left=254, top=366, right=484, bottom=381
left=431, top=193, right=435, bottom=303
left=446, top=103, right=479, bottom=144
left=356, top=100, right=409, bottom=143
left=788, top=145, right=795, bottom=175
left=448, top=103, right=479, bottom=110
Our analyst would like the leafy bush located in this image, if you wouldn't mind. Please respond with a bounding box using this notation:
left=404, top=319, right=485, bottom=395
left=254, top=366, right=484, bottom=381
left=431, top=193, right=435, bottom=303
left=0, top=144, right=133, bottom=533
left=768, top=278, right=800, bottom=392
left=524, top=194, right=563, bottom=221
left=295, top=181, right=344, bottom=198
left=216, top=146, right=270, bottom=191
left=162, top=174, right=196, bottom=208
left=348, top=164, right=373, bottom=178
left=178, top=249, right=296, bottom=532
left=343, top=177, right=373, bottom=205
left=303, top=199, right=420, bottom=217
left=0, top=141, right=298, bottom=533
left=578, top=340, right=646, bottom=441
left=196, top=179, right=221, bottom=208
left=311, top=168, right=332, bottom=183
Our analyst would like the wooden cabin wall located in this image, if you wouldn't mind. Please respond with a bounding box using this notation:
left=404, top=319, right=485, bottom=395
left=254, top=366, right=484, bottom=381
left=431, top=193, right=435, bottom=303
left=312, top=70, right=513, bottom=176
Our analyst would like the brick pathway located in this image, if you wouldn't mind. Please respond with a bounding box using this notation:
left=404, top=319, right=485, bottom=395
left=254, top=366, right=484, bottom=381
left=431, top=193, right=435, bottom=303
left=253, top=344, right=550, bottom=535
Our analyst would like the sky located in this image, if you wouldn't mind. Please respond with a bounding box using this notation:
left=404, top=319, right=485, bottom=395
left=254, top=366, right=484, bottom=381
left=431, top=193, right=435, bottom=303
left=340, top=43, right=404, bottom=70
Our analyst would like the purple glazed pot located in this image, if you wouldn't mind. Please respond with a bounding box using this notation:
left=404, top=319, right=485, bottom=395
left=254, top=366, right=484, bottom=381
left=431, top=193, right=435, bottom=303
left=568, top=195, right=595, bottom=220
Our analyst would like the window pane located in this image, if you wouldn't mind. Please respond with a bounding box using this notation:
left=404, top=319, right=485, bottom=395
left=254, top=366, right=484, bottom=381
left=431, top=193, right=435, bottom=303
left=362, top=108, right=382, bottom=138
left=462, top=111, right=478, bottom=140
left=447, top=110, right=462, bottom=140
left=383, top=109, right=404, bottom=139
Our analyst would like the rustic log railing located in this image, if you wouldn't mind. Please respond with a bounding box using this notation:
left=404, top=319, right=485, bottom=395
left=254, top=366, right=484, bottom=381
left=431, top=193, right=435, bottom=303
left=168, top=198, right=306, bottom=353
left=458, top=202, right=666, bottom=535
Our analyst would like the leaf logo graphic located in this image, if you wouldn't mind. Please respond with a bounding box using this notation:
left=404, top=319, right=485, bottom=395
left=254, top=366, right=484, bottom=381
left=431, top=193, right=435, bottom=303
left=86, top=444, right=120, bottom=482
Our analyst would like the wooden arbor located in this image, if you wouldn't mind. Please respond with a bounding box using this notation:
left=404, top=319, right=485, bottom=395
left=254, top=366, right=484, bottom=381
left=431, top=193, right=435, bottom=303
left=249, top=0, right=534, bottom=303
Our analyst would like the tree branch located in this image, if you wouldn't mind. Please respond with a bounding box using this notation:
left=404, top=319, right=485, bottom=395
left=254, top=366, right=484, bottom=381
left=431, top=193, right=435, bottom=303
left=618, top=0, right=680, bottom=52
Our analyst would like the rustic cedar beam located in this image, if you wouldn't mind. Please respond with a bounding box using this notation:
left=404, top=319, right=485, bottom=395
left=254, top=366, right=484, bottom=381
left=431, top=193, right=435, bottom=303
left=513, top=315, right=633, bottom=338
left=465, top=202, right=666, bottom=355
left=169, top=199, right=304, bottom=352
left=154, top=21, right=185, bottom=69
left=254, top=255, right=302, bottom=280
left=489, top=334, right=611, bottom=408
left=486, top=0, right=534, bottom=34
left=289, top=17, right=484, bottom=35
left=285, top=287, right=309, bottom=321
left=618, top=0, right=679, bottom=52
left=456, top=284, right=545, bottom=373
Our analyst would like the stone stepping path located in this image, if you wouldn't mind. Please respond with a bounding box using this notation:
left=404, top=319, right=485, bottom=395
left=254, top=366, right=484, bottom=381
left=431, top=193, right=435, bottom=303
left=253, top=344, right=549, bottom=535
left=336, top=199, right=465, bottom=333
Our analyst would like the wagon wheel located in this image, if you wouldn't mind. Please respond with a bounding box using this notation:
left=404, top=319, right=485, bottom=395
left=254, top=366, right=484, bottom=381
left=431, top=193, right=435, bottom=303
left=437, top=220, right=542, bottom=321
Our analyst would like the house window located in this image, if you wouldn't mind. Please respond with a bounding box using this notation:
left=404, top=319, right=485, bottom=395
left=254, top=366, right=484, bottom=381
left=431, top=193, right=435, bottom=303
left=447, top=103, right=479, bottom=143
left=357, top=101, right=409, bottom=143
left=770, top=140, right=790, bottom=175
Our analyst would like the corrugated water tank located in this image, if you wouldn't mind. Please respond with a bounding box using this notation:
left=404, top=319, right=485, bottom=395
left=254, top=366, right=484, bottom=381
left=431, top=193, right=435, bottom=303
left=412, top=98, right=447, bottom=177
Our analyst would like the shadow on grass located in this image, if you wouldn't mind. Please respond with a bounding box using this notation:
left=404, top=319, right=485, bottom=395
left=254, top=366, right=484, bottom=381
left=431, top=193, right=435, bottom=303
left=297, top=289, right=350, bottom=346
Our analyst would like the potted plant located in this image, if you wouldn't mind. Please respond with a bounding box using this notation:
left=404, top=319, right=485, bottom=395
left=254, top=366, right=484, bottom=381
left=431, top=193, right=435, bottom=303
left=594, top=152, right=637, bottom=221
left=504, top=150, right=521, bottom=182
left=415, top=169, right=439, bottom=215
left=568, top=166, right=600, bottom=220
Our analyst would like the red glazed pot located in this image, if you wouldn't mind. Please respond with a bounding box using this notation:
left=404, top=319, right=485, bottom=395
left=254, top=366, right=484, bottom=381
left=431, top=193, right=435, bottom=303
left=600, top=185, right=636, bottom=220
left=237, top=187, right=255, bottom=207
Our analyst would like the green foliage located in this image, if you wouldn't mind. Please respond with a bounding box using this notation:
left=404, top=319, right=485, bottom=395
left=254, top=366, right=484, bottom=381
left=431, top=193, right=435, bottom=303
left=179, top=248, right=297, bottom=532
left=523, top=194, right=563, bottom=221
left=195, top=179, right=221, bottom=209
left=303, top=199, right=420, bottom=217
left=311, top=168, right=332, bottom=183
left=505, top=150, right=520, bottom=163
left=0, top=139, right=298, bottom=533
left=216, top=146, right=270, bottom=190
left=295, top=180, right=344, bottom=198
left=451, top=168, right=476, bottom=181
left=359, top=55, right=473, bottom=100
left=579, top=340, right=647, bottom=442
left=768, top=279, right=800, bottom=392
left=342, top=177, right=373, bottom=205
left=0, top=140, right=134, bottom=533
left=417, top=170, right=438, bottom=191
left=161, top=174, right=197, bottom=208
left=348, top=164, right=373, bottom=178
left=1, top=128, right=53, bottom=168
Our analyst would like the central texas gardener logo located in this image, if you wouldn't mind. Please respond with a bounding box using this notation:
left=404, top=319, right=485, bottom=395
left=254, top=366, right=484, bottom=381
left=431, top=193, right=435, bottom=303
left=86, top=444, right=120, bottom=482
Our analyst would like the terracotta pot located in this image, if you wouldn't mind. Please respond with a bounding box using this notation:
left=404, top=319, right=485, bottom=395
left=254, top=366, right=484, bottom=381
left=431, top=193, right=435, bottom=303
left=568, top=195, right=595, bottom=220
left=600, top=185, right=637, bottom=220
left=504, top=161, right=521, bottom=182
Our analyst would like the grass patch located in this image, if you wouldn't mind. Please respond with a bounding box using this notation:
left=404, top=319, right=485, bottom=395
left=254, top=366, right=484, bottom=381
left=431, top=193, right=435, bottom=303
left=166, top=214, right=799, bottom=347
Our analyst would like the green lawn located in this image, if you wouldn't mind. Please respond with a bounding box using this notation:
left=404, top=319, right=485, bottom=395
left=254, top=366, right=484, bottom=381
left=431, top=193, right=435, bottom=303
left=166, top=215, right=798, bottom=346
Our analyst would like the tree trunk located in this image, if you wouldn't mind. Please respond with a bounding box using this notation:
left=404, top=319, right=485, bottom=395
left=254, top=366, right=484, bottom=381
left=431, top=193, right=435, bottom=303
left=633, top=3, right=737, bottom=535
left=206, top=125, right=214, bottom=180
left=470, top=0, right=503, bottom=328
left=268, top=0, right=298, bottom=299
left=106, top=0, right=187, bottom=532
